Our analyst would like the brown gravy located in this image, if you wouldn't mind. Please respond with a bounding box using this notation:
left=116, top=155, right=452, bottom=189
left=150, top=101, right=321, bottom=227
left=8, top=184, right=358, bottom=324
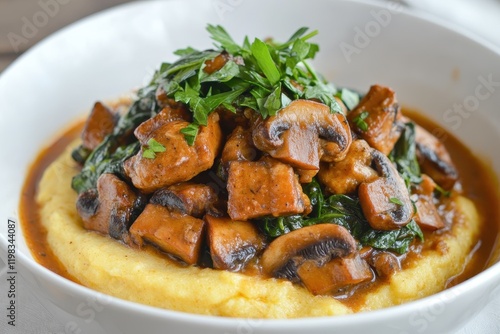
left=19, top=109, right=500, bottom=300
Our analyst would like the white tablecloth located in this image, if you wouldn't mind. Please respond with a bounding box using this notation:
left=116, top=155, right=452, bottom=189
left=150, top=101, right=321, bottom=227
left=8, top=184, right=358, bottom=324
left=1, top=0, right=500, bottom=333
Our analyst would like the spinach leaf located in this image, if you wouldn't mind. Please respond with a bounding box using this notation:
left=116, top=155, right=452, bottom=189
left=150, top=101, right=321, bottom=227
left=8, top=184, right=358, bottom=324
left=390, top=121, right=422, bottom=189
left=260, top=179, right=423, bottom=254
left=71, top=86, right=158, bottom=194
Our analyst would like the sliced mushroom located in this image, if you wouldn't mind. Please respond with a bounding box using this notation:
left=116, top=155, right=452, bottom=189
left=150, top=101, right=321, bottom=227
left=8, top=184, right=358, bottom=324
left=318, top=139, right=379, bottom=194
left=219, top=125, right=258, bottom=179
left=150, top=182, right=219, bottom=218
left=260, top=224, right=357, bottom=282
left=134, top=104, right=190, bottom=143
left=205, top=215, right=266, bottom=271
left=76, top=173, right=146, bottom=244
left=129, top=204, right=205, bottom=265
left=252, top=99, right=352, bottom=170
left=358, top=149, right=414, bottom=230
left=297, top=253, right=373, bottom=295
left=296, top=169, right=319, bottom=184
left=81, top=102, right=117, bottom=151
left=124, top=112, right=222, bottom=193
left=369, top=251, right=401, bottom=279
left=347, top=85, right=404, bottom=155
left=412, top=174, right=445, bottom=231
left=226, top=157, right=311, bottom=220
left=415, top=124, right=458, bottom=190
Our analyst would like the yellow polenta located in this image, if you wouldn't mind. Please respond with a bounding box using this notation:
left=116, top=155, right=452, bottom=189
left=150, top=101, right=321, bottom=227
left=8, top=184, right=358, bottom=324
left=37, top=141, right=481, bottom=318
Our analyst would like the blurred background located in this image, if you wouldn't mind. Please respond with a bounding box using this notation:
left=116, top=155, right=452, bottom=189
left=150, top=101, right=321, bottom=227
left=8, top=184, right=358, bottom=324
left=0, top=0, right=135, bottom=71
left=1, top=0, right=500, bottom=72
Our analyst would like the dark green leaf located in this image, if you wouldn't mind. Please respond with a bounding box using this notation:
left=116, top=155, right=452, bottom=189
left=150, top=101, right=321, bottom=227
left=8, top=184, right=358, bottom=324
left=250, top=38, right=281, bottom=85
left=207, top=24, right=241, bottom=54
left=147, top=138, right=166, bottom=153
left=180, top=123, right=199, bottom=146
left=389, top=122, right=422, bottom=189
left=174, top=47, right=198, bottom=56
left=337, top=88, right=360, bottom=111
left=200, top=60, right=240, bottom=83
left=353, top=111, right=369, bottom=131
left=389, top=197, right=404, bottom=206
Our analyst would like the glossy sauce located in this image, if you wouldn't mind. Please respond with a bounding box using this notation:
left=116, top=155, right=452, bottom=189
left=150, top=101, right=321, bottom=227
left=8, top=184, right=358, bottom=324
left=19, top=109, right=500, bottom=302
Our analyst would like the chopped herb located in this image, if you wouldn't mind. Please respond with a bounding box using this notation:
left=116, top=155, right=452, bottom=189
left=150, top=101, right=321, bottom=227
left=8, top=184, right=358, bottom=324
left=336, top=88, right=360, bottom=111
left=142, top=138, right=166, bottom=159
left=71, top=86, right=157, bottom=194
left=148, top=24, right=342, bottom=144
left=389, top=197, right=404, bottom=206
left=353, top=111, right=369, bottom=131
left=434, top=183, right=451, bottom=197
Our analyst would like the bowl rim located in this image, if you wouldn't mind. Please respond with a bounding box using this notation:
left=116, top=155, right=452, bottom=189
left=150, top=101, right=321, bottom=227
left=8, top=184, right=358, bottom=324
left=1, top=0, right=500, bottom=327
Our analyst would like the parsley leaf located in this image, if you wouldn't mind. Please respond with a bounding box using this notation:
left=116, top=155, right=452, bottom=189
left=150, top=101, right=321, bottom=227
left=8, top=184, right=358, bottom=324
left=353, top=111, right=369, bottom=131
left=389, top=197, right=404, bottom=206
left=250, top=38, right=281, bottom=86
left=142, top=138, right=166, bottom=159
left=336, top=88, right=360, bottom=111
left=133, top=25, right=344, bottom=144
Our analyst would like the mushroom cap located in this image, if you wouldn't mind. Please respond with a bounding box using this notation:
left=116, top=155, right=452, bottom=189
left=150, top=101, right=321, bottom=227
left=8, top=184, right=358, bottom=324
left=252, top=99, right=352, bottom=170
left=260, top=224, right=357, bottom=279
left=358, top=149, right=414, bottom=230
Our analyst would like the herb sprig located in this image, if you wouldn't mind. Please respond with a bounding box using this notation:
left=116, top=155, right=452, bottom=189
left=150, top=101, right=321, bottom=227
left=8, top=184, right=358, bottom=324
left=151, top=25, right=343, bottom=144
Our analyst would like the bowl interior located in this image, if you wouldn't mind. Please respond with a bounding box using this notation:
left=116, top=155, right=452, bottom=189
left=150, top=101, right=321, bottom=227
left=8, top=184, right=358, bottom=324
left=1, top=0, right=500, bottom=331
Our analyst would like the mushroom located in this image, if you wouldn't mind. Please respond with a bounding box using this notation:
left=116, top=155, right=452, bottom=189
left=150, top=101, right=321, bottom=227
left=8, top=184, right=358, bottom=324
left=252, top=99, right=352, bottom=171
left=369, top=251, right=401, bottom=279
left=124, top=112, right=222, bottom=193
left=129, top=182, right=220, bottom=265
left=412, top=174, right=445, bottom=231
left=76, top=173, right=146, bottom=244
left=414, top=124, right=458, bottom=190
left=260, top=224, right=357, bottom=281
left=129, top=204, right=205, bottom=265
left=133, top=104, right=190, bottom=143
left=358, top=149, right=414, bottom=230
left=318, top=139, right=379, bottom=194
left=297, top=253, right=373, bottom=295
left=226, top=157, right=311, bottom=220
left=81, top=101, right=117, bottom=151
left=150, top=182, right=220, bottom=218
left=219, top=125, right=259, bottom=180
left=347, top=85, right=404, bottom=155
left=205, top=215, right=266, bottom=271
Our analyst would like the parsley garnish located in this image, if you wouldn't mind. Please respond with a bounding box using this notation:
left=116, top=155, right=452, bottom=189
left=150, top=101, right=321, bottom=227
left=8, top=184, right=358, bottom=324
left=336, top=88, right=360, bottom=111
left=389, top=197, right=404, bottom=206
left=142, top=138, right=166, bottom=159
left=353, top=111, right=369, bottom=131
left=150, top=24, right=342, bottom=144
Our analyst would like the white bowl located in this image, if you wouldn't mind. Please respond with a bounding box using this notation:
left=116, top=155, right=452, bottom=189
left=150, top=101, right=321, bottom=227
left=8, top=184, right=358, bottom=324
left=1, top=0, right=500, bottom=333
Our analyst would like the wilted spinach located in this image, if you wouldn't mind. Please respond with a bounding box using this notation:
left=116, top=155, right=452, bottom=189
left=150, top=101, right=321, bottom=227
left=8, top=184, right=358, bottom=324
left=260, top=179, right=423, bottom=254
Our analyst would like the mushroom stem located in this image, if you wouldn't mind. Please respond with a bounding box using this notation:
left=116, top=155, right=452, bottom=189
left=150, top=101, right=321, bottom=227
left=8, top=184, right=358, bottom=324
left=358, top=149, right=414, bottom=230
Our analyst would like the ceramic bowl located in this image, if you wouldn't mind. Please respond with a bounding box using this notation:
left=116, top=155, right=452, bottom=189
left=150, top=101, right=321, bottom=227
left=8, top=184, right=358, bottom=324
left=1, top=0, right=500, bottom=333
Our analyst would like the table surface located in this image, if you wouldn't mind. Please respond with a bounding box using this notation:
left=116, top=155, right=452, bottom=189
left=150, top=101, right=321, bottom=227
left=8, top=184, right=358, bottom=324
left=1, top=0, right=500, bottom=333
